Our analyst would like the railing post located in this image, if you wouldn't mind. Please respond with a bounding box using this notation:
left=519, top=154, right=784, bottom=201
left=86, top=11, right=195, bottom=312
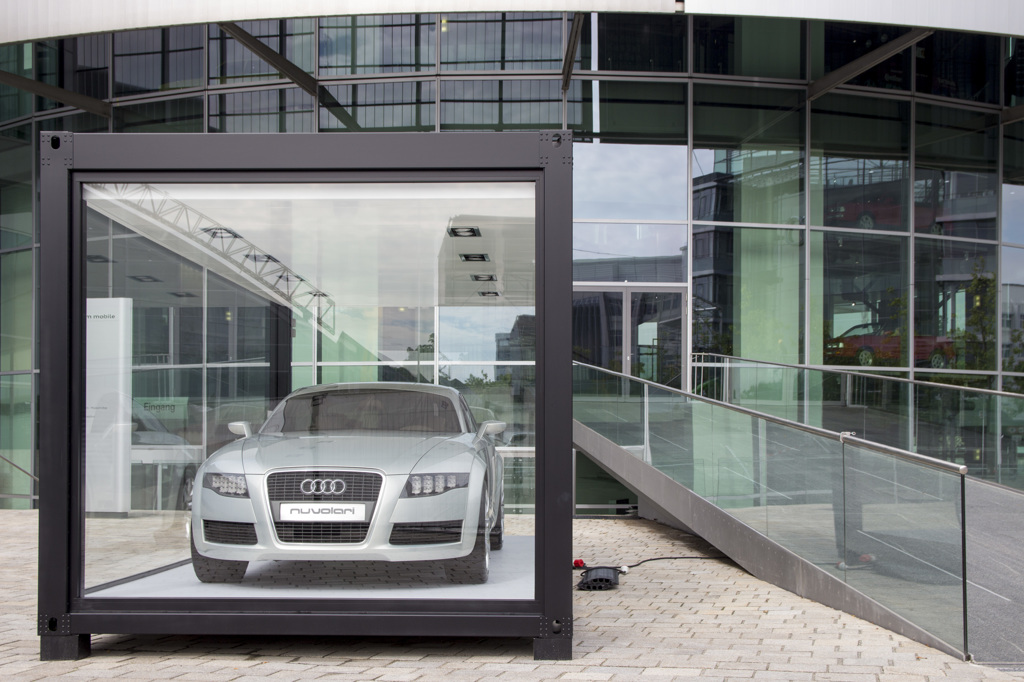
left=961, top=473, right=969, bottom=659
left=643, top=384, right=651, bottom=464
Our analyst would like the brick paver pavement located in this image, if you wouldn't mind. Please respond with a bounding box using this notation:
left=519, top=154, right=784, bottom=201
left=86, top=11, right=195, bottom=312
left=2, top=510, right=1021, bottom=681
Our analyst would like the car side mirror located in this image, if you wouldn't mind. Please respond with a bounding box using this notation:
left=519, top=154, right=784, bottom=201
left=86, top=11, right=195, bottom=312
left=477, top=421, right=507, bottom=439
left=228, top=421, right=253, bottom=438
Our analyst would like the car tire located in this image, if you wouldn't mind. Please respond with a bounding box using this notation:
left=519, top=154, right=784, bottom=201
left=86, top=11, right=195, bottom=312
left=490, top=494, right=504, bottom=551
left=190, top=532, right=248, bottom=583
left=856, top=347, right=875, bottom=366
left=178, top=466, right=196, bottom=511
left=929, top=351, right=948, bottom=369
left=444, top=486, right=490, bottom=584
left=856, top=212, right=875, bottom=230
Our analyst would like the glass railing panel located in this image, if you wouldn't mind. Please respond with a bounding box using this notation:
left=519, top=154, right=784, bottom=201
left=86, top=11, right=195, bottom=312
left=761, top=424, right=844, bottom=568
left=647, top=386, right=695, bottom=488
left=728, top=364, right=803, bottom=423
left=695, top=353, right=1024, bottom=494
left=572, top=365, right=646, bottom=451
left=707, top=403, right=765, bottom=530
left=817, top=371, right=912, bottom=451
left=841, top=443, right=965, bottom=652
left=964, top=477, right=1024, bottom=663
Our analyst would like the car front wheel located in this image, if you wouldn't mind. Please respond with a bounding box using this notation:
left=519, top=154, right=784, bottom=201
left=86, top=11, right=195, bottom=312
left=444, top=487, right=490, bottom=584
left=856, top=347, right=875, bottom=366
left=190, top=532, right=248, bottom=583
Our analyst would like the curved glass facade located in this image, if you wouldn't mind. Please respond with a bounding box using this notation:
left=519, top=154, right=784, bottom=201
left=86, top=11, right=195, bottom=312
left=2, top=11, right=1023, bottom=506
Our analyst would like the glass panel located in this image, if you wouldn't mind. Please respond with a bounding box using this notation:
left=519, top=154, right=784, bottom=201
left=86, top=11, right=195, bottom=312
left=573, top=224, right=686, bottom=283
left=319, top=81, right=435, bottom=132
left=1003, top=120, right=1024, bottom=245
left=1004, top=246, right=1024, bottom=373
left=440, top=13, right=561, bottom=71
left=438, top=364, right=535, bottom=446
left=319, top=15, right=435, bottom=76
left=809, top=23, right=910, bottom=90
left=914, top=378, right=997, bottom=475
left=571, top=364, right=645, bottom=448
left=573, top=80, right=686, bottom=142
left=84, top=180, right=536, bottom=597
left=811, top=94, right=910, bottom=231
left=209, top=19, right=315, bottom=84
left=841, top=444, right=965, bottom=653
left=630, top=291, right=683, bottom=388
left=965, top=478, right=1024, bottom=661
left=916, top=32, right=1001, bottom=104
left=440, top=79, right=562, bottom=131
left=915, top=239, right=997, bottom=370
left=693, top=85, right=803, bottom=225
left=114, top=97, right=204, bottom=133
left=321, top=306, right=434, bottom=363
left=320, top=364, right=434, bottom=384
left=36, top=35, right=110, bottom=110
left=915, top=104, right=998, bottom=239
left=572, top=291, right=623, bottom=371
left=0, top=249, right=32, bottom=371
left=38, top=112, right=108, bottom=133
left=815, top=371, right=912, bottom=451
left=694, top=16, right=804, bottom=79
left=581, top=13, right=686, bottom=73
left=573, top=143, right=687, bottom=222
left=762, top=426, right=843, bottom=567
left=0, top=125, right=32, bottom=249
left=1008, top=38, right=1024, bottom=108
left=0, top=43, right=32, bottom=121
left=692, top=227, right=804, bottom=365
left=0, top=374, right=33, bottom=509
left=208, top=88, right=315, bottom=133
left=113, top=26, right=203, bottom=96
left=812, top=231, right=911, bottom=368
left=439, top=308, right=535, bottom=363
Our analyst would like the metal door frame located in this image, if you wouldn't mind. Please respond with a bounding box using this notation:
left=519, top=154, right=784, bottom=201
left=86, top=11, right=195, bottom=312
left=573, top=282, right=688, bottom=389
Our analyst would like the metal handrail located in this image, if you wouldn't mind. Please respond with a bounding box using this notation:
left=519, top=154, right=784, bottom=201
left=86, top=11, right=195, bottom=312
left=692, top=351, right=1024, bottom=400
left=574, top=361, right=968, bottom=476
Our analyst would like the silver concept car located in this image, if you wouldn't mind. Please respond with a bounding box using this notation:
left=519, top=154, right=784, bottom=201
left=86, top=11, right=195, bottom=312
left=189, top=382, right=506, bottom=584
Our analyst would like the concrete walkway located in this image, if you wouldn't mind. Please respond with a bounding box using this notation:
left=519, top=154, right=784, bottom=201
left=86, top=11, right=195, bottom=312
left=2, top=509, right=1021, bottom=681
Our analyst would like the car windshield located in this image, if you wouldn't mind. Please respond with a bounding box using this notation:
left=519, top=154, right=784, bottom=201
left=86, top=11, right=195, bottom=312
left=262, top=389, right=463, bottom=435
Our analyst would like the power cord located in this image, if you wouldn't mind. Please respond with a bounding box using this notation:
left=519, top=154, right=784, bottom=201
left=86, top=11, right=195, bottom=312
left=574, top=554, right=727, bottom=590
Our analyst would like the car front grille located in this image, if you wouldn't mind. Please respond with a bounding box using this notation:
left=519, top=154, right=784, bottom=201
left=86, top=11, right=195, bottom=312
left=273, top=521, right=371, bottom=544
left=389, top=521, right=463, bottom=545
left=267, top=470, right=383, bottom=544
left=266, top=470, right=383, bottom=502
left=203, top=520, right=258, bottom=545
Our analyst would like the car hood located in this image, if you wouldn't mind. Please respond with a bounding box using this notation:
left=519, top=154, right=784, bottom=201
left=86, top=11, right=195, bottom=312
left=239, top=432, right=472, bottom=475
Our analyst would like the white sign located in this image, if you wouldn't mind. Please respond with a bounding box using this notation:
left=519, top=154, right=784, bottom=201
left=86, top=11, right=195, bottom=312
left=85, top=298, right=133, bottom=514
left=280, top=503, right=366, bottom=521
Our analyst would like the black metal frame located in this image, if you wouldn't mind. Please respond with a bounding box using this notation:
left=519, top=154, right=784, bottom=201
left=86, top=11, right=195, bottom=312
left=38, top=131, right=574, bottom=661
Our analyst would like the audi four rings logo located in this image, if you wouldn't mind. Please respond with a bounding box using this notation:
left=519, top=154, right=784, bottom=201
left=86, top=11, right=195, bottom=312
left=300, top=478, right=347, bottom=495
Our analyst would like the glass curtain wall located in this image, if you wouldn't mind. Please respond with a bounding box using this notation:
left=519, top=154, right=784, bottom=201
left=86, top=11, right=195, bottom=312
left=4, top=11, right=1024, bottom=509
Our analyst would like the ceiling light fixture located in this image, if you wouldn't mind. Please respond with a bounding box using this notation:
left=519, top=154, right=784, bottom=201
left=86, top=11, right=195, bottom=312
left=86, top=254, right=113, bottom=263
left=471, top=274, right=497, bottom=282
left=479, top=291, right=501, bottom=297
left=170, top=292, right=197, bottom=298
left=128, top=275, right=161, bottom=283
left=460, top=254, right=490, bottom=262
left=448, top=226, right=482, bottom=238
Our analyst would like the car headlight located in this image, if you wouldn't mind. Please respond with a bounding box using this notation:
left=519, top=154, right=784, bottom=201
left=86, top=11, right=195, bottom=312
left=203, top=472, right=249, bottom=498
left=405, top=473, right=470, bottom=497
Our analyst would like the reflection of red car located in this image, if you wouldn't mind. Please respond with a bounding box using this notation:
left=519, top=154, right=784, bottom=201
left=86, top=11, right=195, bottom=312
left=825, top=323, right=955, bottom=367
left=825, top=197, right=938, bottom=231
